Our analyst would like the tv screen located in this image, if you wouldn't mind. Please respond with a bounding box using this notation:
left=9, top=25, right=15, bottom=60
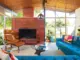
left=19, top=29, right=36, bottom=39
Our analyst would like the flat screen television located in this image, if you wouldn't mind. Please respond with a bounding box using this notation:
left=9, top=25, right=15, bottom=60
left=19, top=29, right=36, bottom=39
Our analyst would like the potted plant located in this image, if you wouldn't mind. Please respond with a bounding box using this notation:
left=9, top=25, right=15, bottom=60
left=77, top=29, right=80, bottom=36
left=47, top=30, right=54, bottom=42
left=45, top=22, right=54, bottom=42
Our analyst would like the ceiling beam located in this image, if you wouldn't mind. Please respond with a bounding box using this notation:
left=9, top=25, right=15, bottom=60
left=0, top=3, right=12, bottom=11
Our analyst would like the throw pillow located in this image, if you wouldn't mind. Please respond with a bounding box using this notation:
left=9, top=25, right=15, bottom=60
left=64, top=35, right=73, bottom=43
left=64, top=35, right=68, bottom=41
left=67, top=35, right=73, bottom=42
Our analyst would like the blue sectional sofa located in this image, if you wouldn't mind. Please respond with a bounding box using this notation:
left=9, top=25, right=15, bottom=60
left=16, top=55, right=80, bottom=60
left=56, top=36, right=80, bottom=56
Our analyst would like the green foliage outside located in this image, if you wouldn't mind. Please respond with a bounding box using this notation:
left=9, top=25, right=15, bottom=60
left=45, top=21, right=56, bottom=42
left=45, top=22, right=55, bottom=36
left=17, top=11, right=23, bottom=18
left=0, top=33, right=3, bottom=45
left=6, top=18, right=12, bottom=28
left=45, top=18, right=69, bottom=42
left=0, top=16, right=4, bottom=45
left=34, top=9, right=41, bottom=17
left=0, top=16, right=4, bottom=29
left=56, top=20, right=66, bottom=37
left=0, top=16, right=12, bottom=45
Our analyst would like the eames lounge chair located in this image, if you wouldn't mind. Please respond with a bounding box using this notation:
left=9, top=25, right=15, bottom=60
left=4, top=31, right=25, bottom=52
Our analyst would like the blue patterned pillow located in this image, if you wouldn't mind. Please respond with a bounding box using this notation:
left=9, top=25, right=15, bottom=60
left=73, top=36, right=77, bottom=41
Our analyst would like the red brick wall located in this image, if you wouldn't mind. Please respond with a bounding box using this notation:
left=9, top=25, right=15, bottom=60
left=12, top=18, right=44, bottom=45
left=23, top=8, right=34, bottom=18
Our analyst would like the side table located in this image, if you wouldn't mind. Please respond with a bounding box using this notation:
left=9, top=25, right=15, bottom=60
left=35, top=49, right=45, bottom=55
left=34, top=45, right=46, bottom=55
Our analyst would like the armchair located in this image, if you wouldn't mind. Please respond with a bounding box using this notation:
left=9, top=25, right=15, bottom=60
left=4, top=29, right=25, bottom=52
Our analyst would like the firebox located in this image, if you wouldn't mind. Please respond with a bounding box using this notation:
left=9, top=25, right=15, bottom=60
left=19, top=29, right=36, bottom=39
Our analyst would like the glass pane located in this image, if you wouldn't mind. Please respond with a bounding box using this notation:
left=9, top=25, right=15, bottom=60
left=45, top=10, right=55, bottom=17
left=66, top=18, right=75, bottom=35
left=16, top=10, right=23, bottom=18
left=56, top=18, right=65, bottom=38
left=39, top=10, right=55, bottom=17
left=0, top=16, right=4, bottom=29
left=34, top=9, right=41, bottom=17
left=45, top=18, right=56, bottom=42
left=0, top=16, right=4, bottom=45
left=56, top=11, right=65, bottom=17
left=5, top=9, right=12, bottom=17
left=66, top=13, right=75, bottom=17
left=5, top=17, right=12, bottom=29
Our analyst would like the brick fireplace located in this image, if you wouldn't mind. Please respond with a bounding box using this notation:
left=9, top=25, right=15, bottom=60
left=12, top=7, right=44, bottom=45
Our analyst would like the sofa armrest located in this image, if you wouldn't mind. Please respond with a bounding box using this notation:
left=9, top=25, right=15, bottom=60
left=56, top=38, right=63, bottom=42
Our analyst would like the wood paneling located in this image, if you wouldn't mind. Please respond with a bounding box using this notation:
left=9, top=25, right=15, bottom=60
left=0, top=0, right=80, bottom=12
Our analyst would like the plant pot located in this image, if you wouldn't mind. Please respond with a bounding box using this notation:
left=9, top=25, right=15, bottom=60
left=46, top=40, right=50, bottom=42
left=49, top=36, right=54, bottom=42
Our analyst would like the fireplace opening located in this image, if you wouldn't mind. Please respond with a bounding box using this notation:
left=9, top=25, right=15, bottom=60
left=19, top=29, right=36, bottom=39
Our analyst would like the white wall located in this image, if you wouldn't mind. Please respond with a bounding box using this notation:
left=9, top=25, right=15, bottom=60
left=75, top=8, right=80, bottom=35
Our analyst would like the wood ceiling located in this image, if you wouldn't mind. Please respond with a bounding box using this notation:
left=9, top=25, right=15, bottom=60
left=0, top=0, right=80, bottom=12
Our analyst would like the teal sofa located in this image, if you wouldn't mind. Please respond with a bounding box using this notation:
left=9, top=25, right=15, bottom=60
left=56, top=36, right=80, bottom=56
left=16, top=55, right=80, bottom=60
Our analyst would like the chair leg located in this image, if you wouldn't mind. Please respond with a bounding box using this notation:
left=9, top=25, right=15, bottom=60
left=18, top=47, right=20, bottom=53
left=5, top=45, right=7, bottom=51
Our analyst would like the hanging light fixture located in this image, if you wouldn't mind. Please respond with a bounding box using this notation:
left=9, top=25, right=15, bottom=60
left=38, top=13, right=44, bottom=19
left=37, top=0, right=47, bottom=19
